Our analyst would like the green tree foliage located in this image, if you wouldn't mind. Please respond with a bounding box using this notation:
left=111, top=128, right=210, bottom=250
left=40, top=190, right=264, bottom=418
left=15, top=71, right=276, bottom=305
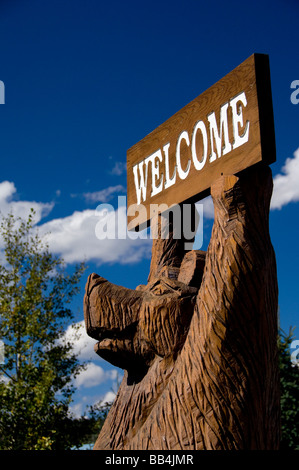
left=278, top=327, right=299, bottom=450
left=0, top=210, right=92, bottom=450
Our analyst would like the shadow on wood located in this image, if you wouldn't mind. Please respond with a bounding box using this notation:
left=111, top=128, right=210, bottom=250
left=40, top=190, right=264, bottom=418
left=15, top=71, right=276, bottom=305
left=84, top=163, right=280, bottom=450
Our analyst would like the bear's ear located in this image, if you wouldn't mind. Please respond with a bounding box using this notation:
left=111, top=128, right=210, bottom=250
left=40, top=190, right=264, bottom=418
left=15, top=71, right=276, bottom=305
left=178, top=250, right=206, bottom=288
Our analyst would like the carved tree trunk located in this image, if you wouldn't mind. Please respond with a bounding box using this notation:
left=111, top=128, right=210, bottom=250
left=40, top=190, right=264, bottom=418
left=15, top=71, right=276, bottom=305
left=84, top=163, right=280, bottom=450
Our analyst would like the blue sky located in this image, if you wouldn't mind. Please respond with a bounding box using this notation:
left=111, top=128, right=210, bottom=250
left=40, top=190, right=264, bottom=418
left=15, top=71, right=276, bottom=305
left=0, top=0, right=298, bottom=417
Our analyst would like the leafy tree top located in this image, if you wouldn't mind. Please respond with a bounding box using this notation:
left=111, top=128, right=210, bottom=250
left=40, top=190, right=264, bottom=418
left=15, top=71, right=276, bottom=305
left=0, top=209, right=87, bottom=449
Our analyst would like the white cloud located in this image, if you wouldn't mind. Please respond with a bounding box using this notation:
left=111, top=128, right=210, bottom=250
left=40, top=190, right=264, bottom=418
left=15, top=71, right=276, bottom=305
left=38, top=206, right=152, bottom=265
left=0, top=180, right=53, bottom=223
left=0, top=181, right=15, bottom=201
left=271, top=147, right=299, bottom=210
left=44, top=321, right=119, bottom=416
left=0, top=180, right=152, bottom=266
left=109, top=161, right=126, bottom=176
left=75, top=362, right=117, bottom=389
left=68, top=402, right=86, bottom=418
left=69, top=388, right=117, bottom=418
left=197, top=195, right=214, bottom=220
left=75, top=363, right=106, bottom=388
left=61, top=320, right=96, bottom=361
left=83, top=185, right=126, bottom=203
left=59, top=321, right=120, bottom=401
left=100, top=390, right=116, bottom=405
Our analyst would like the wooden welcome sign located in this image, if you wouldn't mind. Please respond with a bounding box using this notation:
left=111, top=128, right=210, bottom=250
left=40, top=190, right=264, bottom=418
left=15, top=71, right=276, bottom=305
left=127, top=53, right=276, bottom=230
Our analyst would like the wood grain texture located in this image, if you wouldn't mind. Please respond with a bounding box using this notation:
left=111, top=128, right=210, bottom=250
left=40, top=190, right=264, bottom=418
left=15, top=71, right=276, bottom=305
left=84, top=162, right=280, bottom=450
left=127, top=53, right=276, bottom=230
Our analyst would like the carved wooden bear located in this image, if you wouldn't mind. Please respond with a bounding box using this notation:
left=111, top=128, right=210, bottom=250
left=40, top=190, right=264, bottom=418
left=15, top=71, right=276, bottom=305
left=84, top=164, right=280, bottom=450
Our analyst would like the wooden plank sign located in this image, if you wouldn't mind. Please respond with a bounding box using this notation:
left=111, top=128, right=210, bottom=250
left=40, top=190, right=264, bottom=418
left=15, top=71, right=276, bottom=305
left=127, top=53, right=276, bottom=230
